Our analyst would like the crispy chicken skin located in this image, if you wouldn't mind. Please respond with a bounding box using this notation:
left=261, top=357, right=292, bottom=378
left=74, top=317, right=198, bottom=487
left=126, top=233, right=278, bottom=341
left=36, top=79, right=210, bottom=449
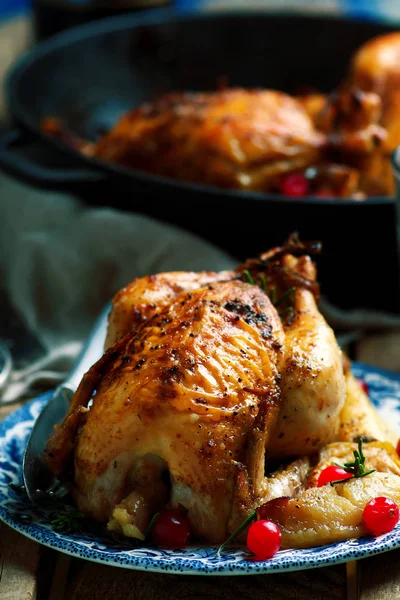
left=106, top=244, right=346, bottom=459
left=46, top=238, right=349, bottom=543
left=268, top=275, right=347, bottom=457
left=86, top=89, right=325, bottom=192
left=105, top=270, right=233, bottom=349
left=52, top=280, right=285, bottom=543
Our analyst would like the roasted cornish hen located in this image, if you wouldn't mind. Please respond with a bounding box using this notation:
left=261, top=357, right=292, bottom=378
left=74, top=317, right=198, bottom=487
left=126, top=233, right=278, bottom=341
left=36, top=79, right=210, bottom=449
left=85, top=89, right=325, bottom=192
left=46, top=236, right=351, bottom=543
left=42, top=31, right=400, bottom=199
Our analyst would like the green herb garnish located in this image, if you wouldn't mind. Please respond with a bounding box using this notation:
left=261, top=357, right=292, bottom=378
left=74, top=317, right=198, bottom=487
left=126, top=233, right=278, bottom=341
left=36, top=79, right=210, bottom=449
left=217, top=511, right=256, bottom=555
left=51, top=509, right=85, bottom=533
left=279, top=306, right=294, bottom=318
left=269, top=286, right=276, bottom=305
left=330, top=437, right=376, bottom=485
left=274, top=287, right=296, bottom=307
left=145, top=512, right=160, bottom=540
left=259, top=274, right=267, bottom=293
left=242, top=270, right=255, bottom=285
left=241, top=271, right=295, bottom=319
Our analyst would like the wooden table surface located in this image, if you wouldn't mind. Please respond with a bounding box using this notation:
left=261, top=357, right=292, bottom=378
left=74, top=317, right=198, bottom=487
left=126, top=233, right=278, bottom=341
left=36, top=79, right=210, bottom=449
left=0, top=331, right=399, bottom=600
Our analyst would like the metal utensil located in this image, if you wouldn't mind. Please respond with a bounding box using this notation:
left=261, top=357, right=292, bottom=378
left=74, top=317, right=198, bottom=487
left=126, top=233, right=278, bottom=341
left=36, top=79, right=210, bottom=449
left=0, top=343, right=13, bottom=395
left=22, top=302, right=111, bottom=502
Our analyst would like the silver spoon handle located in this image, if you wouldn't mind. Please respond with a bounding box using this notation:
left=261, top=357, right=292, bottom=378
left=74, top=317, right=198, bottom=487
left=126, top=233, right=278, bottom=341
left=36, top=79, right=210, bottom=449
left=65, top=302, right=111, bottom=392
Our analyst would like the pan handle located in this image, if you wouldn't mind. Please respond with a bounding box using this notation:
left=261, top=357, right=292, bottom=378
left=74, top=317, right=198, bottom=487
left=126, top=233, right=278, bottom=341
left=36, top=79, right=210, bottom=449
left=0, top=125, right=107, bottom=190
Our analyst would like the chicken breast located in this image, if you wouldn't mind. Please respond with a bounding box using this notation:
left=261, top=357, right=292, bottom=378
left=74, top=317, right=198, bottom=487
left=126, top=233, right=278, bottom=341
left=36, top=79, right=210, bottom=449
left=105, top=270, right=233, bottom=348
left=49, top=280, right=285, bottom=543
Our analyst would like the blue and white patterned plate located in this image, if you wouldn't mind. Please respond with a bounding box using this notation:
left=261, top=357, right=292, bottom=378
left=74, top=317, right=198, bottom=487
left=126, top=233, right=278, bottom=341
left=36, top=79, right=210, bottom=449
left=1, top=362, right=400, bottom=575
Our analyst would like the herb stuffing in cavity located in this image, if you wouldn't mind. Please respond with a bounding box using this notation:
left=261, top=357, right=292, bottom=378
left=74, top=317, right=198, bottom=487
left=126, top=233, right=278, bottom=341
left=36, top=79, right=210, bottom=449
left=317, top=437, right=376, bottom=487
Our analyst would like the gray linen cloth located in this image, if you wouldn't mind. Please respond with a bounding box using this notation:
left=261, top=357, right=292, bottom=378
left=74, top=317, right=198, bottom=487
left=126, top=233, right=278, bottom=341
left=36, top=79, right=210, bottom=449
left=0, top=176, right=235, bottom=402
left=0, top=175, right=399, bottom=403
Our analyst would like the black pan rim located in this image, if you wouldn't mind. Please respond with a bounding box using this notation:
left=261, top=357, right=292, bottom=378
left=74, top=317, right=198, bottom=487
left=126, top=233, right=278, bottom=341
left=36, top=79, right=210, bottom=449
left=5, top=7, right=396, bottom=207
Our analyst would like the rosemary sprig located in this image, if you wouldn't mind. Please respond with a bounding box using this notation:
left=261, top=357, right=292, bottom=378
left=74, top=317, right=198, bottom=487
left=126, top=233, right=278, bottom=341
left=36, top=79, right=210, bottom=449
left=51, top=509, right=85, bottom=533
left=145, top=512, right=160, bottom=541
left=241, top=270, right=295, bottom=318
left=279, top=306, right=294, bottom=318
left=330, top=437, right=376, bottom=485
left=242, top=270, right=255, bottom=285
left=269, top=286, right=276, bottom=305
left=274, top=287, right=296, bottom=307
left=217, top=511, right=256, bottom=556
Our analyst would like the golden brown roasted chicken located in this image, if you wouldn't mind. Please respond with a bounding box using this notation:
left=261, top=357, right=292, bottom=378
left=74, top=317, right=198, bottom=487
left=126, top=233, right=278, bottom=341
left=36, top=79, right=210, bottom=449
left=46, top=236, right=352, bottom=543
left=83, top=89, right=325, bottom=192
left=45, top=234, right=400, bottom=549
left=42, top=30, right=400, bottom=199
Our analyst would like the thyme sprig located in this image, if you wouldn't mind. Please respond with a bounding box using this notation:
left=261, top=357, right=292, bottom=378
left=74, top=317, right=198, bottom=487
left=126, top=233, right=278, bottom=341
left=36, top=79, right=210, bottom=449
left=242, top=269, right=255, bottom=285
left=217, top=511, right=256, bottom=556
left=241, top=270, right=295, bottom=309
left=330, top=437, right=376, bottom=485
left=51, top=508, right=85, bottom=533
left=144, top=512, right=160, bottom=540
left=274, top=287, right=296, bottom=307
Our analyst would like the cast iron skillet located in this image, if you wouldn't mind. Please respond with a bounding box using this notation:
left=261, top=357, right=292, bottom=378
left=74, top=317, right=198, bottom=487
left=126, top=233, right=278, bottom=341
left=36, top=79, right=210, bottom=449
left=0, top=9, right=399, bottom=312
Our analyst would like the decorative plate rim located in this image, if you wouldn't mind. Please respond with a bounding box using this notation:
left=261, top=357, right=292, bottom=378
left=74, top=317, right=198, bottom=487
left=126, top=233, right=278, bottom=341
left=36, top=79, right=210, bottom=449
left=1, top=361, right=400, bottom=576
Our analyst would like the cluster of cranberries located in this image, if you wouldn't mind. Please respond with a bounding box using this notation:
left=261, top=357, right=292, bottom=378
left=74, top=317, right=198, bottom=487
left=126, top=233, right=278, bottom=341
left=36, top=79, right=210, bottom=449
left=150, top=379, right=399, bottom=561
left=279, top=172, right=335, bottom=198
